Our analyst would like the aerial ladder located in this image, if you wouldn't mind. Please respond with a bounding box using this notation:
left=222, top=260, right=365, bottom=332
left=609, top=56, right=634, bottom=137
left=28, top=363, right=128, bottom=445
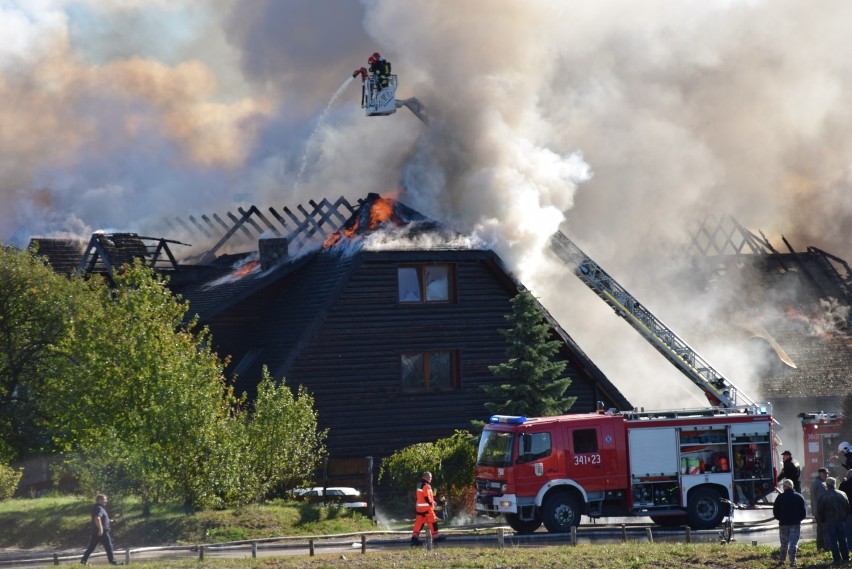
left=549, top=231, right=761, bottom=410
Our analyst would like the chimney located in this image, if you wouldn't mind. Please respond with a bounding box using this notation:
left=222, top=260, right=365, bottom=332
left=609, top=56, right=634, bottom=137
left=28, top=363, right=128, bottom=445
left=259, top=237, right=289, bottom=271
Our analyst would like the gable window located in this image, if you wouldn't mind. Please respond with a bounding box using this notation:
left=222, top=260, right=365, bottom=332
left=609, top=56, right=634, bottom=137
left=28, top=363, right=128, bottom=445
left=398, top=265, right=453, bottom=303
left=401, top=351, right=459, bottom=391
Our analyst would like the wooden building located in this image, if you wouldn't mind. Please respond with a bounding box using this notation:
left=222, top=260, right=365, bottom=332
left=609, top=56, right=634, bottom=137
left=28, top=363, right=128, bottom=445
left=167, top=194, right=631, bottom=458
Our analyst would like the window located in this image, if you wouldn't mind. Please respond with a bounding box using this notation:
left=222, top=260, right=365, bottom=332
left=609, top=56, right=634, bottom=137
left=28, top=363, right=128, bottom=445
left=518, top=432, right=552, bottom=463
left=398, top=264, right=453, bottom=303
left=573, top=429, right=598, bottom=454
left=401, top=351, right=459, bottom=391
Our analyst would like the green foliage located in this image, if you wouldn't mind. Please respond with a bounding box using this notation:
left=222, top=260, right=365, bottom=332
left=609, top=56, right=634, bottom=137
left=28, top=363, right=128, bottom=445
left=480, top=290, right=576, bottom=423
left=224, top=368, right=327, bottom=504
left=0, top=463, right=22, bottom=500
left=0, top=245, right=92, bottom=459
left=379, top=430, right=476, bottom=512
left=43, top=261, right=241, bottom=509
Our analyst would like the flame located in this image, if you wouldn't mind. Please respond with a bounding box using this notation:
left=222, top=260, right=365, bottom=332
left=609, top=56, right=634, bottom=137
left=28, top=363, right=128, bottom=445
left=323, top=194, right=398, bottom=248
left=232, top=260, right=259, bottom=277
left=368, top=196, right=394, bottom=228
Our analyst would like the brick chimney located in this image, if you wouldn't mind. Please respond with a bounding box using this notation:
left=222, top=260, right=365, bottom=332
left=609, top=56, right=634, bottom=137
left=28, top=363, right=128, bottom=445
left=259, top=237, right=289, bottom=271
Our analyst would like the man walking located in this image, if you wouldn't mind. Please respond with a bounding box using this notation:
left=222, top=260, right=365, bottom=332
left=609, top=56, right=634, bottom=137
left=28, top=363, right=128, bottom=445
left=818, top=477, right=850, bottom=564
left=81, top=494, right=120, bottom=565
left=410, top=471, right=446, bottom=546
left=811, top=467, right=829, bottom=551
left=773, top=478, right=807, bottom=567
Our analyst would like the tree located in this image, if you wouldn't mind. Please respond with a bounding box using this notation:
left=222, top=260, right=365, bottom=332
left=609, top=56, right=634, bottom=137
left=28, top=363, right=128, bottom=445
left=43, top=261, right=242, bottom=509
left=480, top=290, right=576, bottom=421
left=236, top=368, right=327, bottom=503
left=0, top=245, right=91, bottom=460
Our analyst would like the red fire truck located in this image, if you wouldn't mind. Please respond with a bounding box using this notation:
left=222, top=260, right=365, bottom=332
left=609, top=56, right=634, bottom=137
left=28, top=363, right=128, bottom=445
left=800, top=412, right=844, bottom=482
left=475, top=407, right=777, bottom=533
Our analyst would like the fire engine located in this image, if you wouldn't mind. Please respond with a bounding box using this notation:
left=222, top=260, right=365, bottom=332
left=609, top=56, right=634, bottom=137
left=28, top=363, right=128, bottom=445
left=476, top=406, right=776, bottom=533
left=475, top=232, right=781, bottom=532
left=800, top=411, right=844, bottom=482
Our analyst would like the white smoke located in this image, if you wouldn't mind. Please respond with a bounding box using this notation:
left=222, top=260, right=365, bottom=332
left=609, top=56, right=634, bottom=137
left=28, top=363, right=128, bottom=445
left=4, top=1, right=852, bottom=408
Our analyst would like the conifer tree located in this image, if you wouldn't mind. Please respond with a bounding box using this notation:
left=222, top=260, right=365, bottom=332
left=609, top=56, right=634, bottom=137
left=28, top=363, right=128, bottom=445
left=480, top=290, right=576, bottom=421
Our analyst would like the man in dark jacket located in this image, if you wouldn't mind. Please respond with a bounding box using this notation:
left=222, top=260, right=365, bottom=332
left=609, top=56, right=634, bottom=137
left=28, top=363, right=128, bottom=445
left=818, top=477, right=850, bottom=564
left=773, top=478, right=807, bottom=567
left=81, top=494, right=120, bottom=565
left=812, top=467, right=829, bottom=550
left=778, top=450, right=802, bottom=492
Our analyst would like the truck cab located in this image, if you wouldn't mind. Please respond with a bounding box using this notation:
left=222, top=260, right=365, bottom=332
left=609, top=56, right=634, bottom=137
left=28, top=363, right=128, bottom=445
left=476, top=414, right=628, bottom=533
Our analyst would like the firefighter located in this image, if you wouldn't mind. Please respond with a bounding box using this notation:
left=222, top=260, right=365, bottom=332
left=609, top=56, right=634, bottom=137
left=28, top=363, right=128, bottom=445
left=368, top=52, right=391, bottom=91
left=410, top=471, right=445, bottom=546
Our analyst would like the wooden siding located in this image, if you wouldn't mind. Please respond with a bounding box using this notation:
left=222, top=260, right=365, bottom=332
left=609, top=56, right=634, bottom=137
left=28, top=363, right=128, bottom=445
left=284, top=255, right=614, bottom=458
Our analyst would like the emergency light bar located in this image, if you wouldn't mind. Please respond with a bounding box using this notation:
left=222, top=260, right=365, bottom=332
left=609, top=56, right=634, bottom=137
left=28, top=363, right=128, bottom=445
left=489, top=415, right=526, bottom=424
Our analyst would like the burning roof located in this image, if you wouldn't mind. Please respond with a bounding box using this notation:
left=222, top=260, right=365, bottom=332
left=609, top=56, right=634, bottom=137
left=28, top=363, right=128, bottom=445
left=322, top=192, right=457, bottom=251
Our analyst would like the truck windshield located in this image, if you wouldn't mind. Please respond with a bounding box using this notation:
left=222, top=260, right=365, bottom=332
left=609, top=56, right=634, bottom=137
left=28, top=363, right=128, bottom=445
left=477, top=429, right=514, bottom=467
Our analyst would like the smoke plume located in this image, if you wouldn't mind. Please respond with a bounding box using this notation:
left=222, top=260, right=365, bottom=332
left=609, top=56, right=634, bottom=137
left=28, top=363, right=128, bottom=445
left=4, top=1, right=852, bottom=407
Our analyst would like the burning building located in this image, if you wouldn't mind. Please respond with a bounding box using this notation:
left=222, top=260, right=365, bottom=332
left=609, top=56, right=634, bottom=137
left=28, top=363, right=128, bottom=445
left=681, top=215, right=852, bottom=423
left=153, top=193, right=631, bottom=458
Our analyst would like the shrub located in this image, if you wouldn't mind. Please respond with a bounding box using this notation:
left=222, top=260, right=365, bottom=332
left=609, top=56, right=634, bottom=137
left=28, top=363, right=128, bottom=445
left=0, top=463, right=22, bottom=500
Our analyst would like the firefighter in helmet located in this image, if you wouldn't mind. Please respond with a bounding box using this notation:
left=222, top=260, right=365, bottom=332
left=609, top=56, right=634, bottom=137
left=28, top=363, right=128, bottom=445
left=368, top=51, right=391, bottom=91
left=410, top=471, right=446, bottom=546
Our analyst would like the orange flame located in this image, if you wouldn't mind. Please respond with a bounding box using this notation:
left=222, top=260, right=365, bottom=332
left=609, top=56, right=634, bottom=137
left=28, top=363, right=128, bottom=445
left=232, top=260, right=259, bottom=277
left=323, top=194, right=398, bottom=248
left=368, top=196, right=394, bottom=228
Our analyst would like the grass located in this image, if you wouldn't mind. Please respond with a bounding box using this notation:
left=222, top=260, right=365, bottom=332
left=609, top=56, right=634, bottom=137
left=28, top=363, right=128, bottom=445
left=0, top=495, right=377, bottom=550
left=40, top=541, right=847, bottom=569
left=1, top=497, right=845, bottom=568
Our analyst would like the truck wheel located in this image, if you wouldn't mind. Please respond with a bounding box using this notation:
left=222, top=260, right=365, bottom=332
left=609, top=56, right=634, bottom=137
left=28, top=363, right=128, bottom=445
left=506, top=513, right=542, bottom=534
left=541, top=492, right=581, bottom=533
left=687, top=488, right=724, bottom=530
left=650, top=515, right=688, bottom=527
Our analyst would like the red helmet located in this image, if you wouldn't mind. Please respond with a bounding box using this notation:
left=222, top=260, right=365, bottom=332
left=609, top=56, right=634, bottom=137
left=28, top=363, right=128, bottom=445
left=372, top=52, right=381, bottom=59
left=367, top=55, right=377, bottom=65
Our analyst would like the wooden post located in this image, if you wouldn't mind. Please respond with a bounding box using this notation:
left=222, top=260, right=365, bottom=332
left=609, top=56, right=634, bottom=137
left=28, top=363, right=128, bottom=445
left=426, top=530, right=433, bottom=551
left=570, top=526, right=577, bottom=546
left=361, top=534, right=367, bottom=554
left=252, top=542, right=257, bottom=558
left=53, top=553, right=59, bottom=566
left=365, top=457, right=375, bottom=520
left=685, top=526, right=691, bottom=544
left=621, top=524, right=627, bottom=543
left=199, top=546, right=204, bottom=561
left=497, top=527, right=505, bottom=549
left=645, top=527, right=653, bottom=543
left=309, top=539, right=315, bottom=556
left=125, top=548, right=130, bottom=565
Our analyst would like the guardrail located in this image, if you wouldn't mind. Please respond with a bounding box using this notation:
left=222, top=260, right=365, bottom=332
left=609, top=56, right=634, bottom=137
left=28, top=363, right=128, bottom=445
left=0, top=518, right=783, bottom=567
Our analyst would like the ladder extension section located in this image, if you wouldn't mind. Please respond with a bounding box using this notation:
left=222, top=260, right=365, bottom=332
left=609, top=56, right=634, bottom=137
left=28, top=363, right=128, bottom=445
left=549, top=231, right=759, bottom=409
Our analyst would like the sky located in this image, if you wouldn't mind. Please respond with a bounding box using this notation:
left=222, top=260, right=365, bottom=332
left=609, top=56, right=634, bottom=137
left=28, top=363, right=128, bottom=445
left=3, top=0, right=852, bottom=412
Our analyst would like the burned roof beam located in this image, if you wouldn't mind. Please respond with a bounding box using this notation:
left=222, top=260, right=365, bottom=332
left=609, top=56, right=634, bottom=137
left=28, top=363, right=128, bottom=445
left=200, top=215, right=223, bottom=237
left=188, top=215, right=212, bottom=239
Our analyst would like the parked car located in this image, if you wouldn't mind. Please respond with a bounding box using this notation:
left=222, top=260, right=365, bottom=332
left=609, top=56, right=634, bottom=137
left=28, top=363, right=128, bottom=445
left=292, top=487, right=368, bottom=509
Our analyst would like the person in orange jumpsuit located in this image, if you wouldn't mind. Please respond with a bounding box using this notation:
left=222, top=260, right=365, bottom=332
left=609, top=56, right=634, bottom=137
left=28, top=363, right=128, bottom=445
left=410, top=471, right=446, bottom=546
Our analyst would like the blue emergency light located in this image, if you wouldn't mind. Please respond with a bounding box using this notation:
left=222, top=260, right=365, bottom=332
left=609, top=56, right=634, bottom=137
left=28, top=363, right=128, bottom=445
left=489, top=415, right=526, bottom=425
